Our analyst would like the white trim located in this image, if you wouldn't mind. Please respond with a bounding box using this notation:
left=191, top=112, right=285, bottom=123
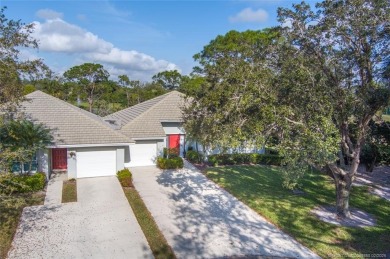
left=131, top=137, right=165, bottom=141
left=48, top=143, right=132, bottom=148
left=160, top=120, right=183, bottom=123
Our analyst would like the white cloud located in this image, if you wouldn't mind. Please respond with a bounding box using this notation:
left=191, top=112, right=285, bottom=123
left=229, top=8, right=269, bottom=23
left=32, top=19, right=113, bottom=54
left=36, top=9, right=63, bottom=20
left=31, top=16, right=179, bottom=81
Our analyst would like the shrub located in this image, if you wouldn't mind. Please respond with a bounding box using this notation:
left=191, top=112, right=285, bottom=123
left=117, top=168, right=133, bottom=187
left=186, top=150, right=203, bottom=163
left=208, top=153, right=282, bottom=166
left=157, top=157, right=184, bottom=169
left=0, top=172, right=46, bottom=194
left=163, top=148, right=179, bottom=158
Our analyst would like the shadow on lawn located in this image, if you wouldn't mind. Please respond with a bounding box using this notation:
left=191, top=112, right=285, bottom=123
left=156, top=163, right=316, bottom=258
left=207, top=165, right=390, bottom=257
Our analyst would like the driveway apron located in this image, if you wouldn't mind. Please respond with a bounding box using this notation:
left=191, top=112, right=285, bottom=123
left=131, top=162, right=319, bottom=259
left=8, top=176, right=153, bottom=259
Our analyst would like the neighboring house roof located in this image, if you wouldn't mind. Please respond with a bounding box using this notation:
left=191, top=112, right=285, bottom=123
left=20, top=91, right=132, bottom=146
left=105, top=91, right=185, bottom=140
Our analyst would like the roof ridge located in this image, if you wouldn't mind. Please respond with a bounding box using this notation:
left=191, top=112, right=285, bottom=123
left=105, top=91, right=177, bottom=126
left=107, top=91, right=172, bottom=118
left=26, top=90, right=131, bottom=141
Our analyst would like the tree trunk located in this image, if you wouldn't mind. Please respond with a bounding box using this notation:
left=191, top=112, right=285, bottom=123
left=88, top=97, right=93, bottom=112
left=334, top=172, right=353, bottom=218
left=326, top=160, right=357, bottom=219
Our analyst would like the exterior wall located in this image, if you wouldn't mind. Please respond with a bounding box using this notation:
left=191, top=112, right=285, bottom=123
left=37, top=149, right=49, bottom=178
left=67, top=149, right=77, bottom=179
left=157, top=139, right=166, bottom=157
left=116, top=147, right=125, bottom=171
left=162, top=122, right=185, bottom=135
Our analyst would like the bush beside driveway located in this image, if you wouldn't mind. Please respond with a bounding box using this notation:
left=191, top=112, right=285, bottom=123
left=8, top=176, right=153, bottom=259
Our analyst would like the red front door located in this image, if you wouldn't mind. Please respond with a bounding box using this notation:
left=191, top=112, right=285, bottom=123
left=169, top=134, right=180, bottom=149
left=52, top=148, right=67, bottom=170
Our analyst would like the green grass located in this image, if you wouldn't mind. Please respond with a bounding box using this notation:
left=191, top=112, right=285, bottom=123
left=62, top=179, right=77, bottom=203
left=382, top=114, right=390, bottom=122
left=205, top=165, right=390, bottom=258
left=0, top=192, right=45, bottom=258
left=123, top=187, right=176, bottom=259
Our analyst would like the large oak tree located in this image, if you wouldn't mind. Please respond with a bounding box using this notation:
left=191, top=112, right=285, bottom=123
left=184, top=0, right=389, bottom=218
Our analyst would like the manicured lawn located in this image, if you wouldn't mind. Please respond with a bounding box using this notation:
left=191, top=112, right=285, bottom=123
left=0, top=192, right=45, bottom=258
left=62, top=179, right=77, bottom=203
left=123, top=187, right=176, bottom=259
left=205, top=165, right=390, bottom=258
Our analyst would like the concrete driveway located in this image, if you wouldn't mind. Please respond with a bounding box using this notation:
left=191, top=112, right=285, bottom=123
left=131, top=161, right=319, bottom=259
left=8, top=176, right=153, bottom=259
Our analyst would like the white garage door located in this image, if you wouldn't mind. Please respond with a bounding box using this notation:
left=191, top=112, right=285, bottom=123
left=77, top=149, right=117, bottom=178
left=128, top=143, right=157, bottom=167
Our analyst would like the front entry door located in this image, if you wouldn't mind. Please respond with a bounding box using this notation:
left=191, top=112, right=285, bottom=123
left=169, top=134, right=180, bottom=149
left=52, top=148, right=67, bottom=170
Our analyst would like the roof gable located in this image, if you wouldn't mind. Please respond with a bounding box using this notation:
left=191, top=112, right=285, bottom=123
left=107, top=91, right=185, bottom=139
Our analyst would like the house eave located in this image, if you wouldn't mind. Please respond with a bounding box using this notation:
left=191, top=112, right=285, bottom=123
left=48, top=143, right=133, bottom=148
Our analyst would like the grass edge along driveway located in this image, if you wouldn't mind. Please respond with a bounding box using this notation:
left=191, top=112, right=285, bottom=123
left=205, top=165, right=390, bottom=258
left=123, top=186, right=176, bottom=259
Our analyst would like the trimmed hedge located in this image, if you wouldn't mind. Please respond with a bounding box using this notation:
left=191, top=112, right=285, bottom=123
left=163, top=148, right=179, bottom=158
left=0, top=172, right=46, bottom=194
left=208, top=153, right=282, bottom=166
left=157, top=157, right=184, bottom=169
left=117, top=168, right=133, bottom=187
left=185, top=150, right=203, bottom=163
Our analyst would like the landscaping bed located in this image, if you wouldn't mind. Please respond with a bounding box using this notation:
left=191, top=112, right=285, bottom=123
left=62, top=179, right=77, bottom=203
left=0, top=191, right=45, bottom=259
left=205, top=165, right=390, bottom=258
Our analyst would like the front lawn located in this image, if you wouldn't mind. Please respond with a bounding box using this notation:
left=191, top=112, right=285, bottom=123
left=205, top=165, right=390, bottom=258
left=0, top=192, right=45, bottom=258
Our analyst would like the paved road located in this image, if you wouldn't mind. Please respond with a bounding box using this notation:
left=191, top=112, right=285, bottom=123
left=131, top=161, right=319, bottom=259
left=8, top=176, right=153, bottom=259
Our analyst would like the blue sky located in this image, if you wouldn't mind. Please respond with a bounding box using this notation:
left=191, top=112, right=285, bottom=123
left=2, top=0, right=314, bottom=81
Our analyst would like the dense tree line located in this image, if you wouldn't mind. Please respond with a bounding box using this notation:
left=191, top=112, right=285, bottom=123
left=23, top=66, right=203, bottom=116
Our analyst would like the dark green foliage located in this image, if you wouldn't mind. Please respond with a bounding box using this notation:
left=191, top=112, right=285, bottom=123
left=208, top=153, right=282, bottom=166
left=361, top=120, right=390, bottom=170
left=152, top=70, right=183, bottom=90
left=163, top=148, right=179, bottom=158
left=157, top=157, right=183, bottom=169
left=185, top=150, right=203, bottom=163
left=117, top=168, right=133, bottom=187
left=0, top=172, right=46, bottom=194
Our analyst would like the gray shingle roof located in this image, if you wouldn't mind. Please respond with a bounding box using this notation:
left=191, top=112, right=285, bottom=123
left=104, top=93, right=168, bottom=126
left=106, top=91, right=185, bottom=140
left=20, top=91, right=132, bottom=146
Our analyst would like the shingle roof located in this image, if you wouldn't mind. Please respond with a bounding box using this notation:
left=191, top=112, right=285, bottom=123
left=106, top=91, right=185, bottom=140
left=104, top=93, right=169, bottom=126
left=20, top=91, right=132, bottom=145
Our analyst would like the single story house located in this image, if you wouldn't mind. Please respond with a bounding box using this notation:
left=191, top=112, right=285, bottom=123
left=20, top=90, right=186, bottom=178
